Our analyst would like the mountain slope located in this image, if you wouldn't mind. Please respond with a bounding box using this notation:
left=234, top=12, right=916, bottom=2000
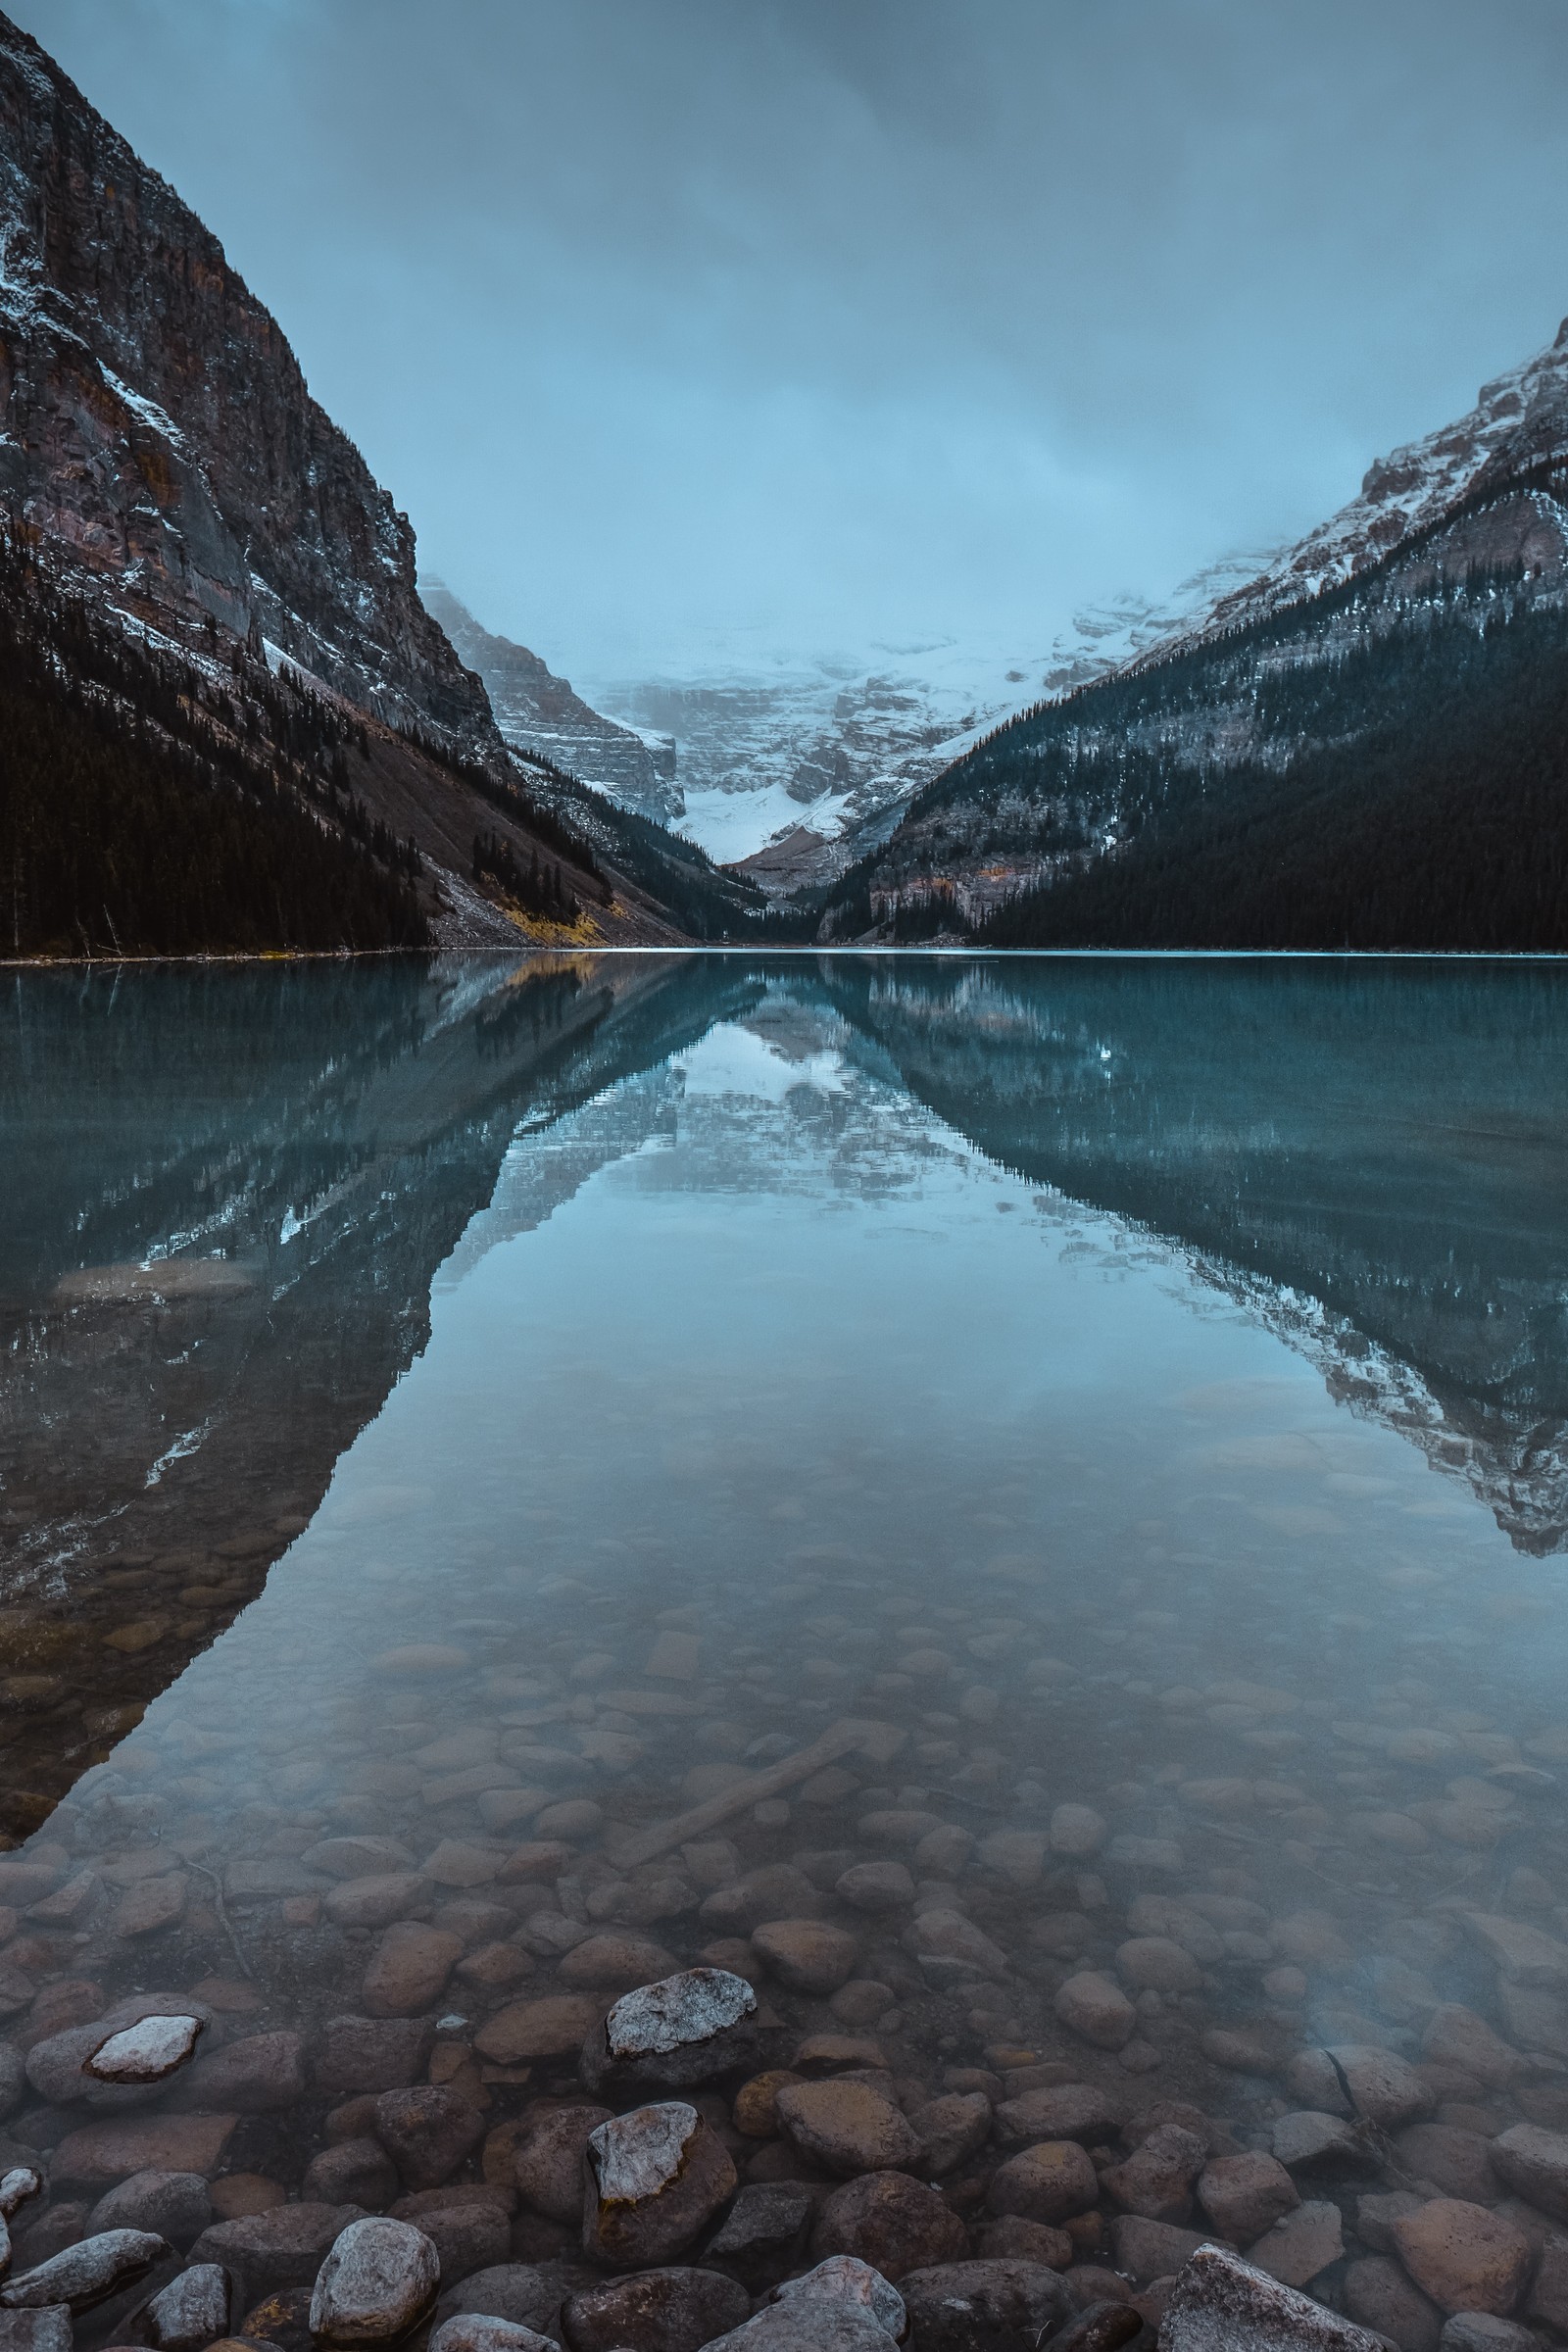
left=825, top=318, right=1568, bottom=946
left=420, top=580, right=681, bottom=824
left=0, top=12, right=757, bottom=953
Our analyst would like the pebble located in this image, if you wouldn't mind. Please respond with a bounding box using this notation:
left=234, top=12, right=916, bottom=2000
left=1054, top=1973, right=1137, bottom=2051
left=702, top=2183, right=814, bottom=2289
left=1245, top=2198, right=1344, bottom=2289
left=429, top=2322, right=558, bottom=2352
left=986, top=2141, right=1100, bottom=2225
left=1100, top=2124, right=1206, bottom=2224
left=169, top=2030, right=305, bottom=2113
left=560, top=2264, right=749, bottom=2351
left=188, top=2203, right=368, bottom=2308
left=993, top=2084, right=1127, bottom=2149
left=0, top=2315, right=72, bottom=2352
left=1489, top=2121, right=1568, bottom=2219
left=907, top=2090, right=992, bottom=2177
left=775, top=2079, right=921, bottom=2177
left=474, top=1996, right=601, bottom=2064
left=372, top=2087, right=486, bottom=2190
left=899, top=2257, right=1074, bottom=2351
left=581, top=2103, right=737, bottom=2269
left=1197, top=2151, right=1299, bottom=2242
left=1391, top=2200, right=1534, bottom=2318
left=1344, top=2255, right=1443, bottom=2352
left=809, top=2173, right=966, bottom=2280
left=86, top=2170, right=211, bottom=2247
left=362, top=1925, right=465, bottom=2017
left=134, top=2262, right=232, bottom=2351
left=514, top=2107, right=613, bottom=2225
left=309, top=2217, right=440, bottom=2344
left=903, top=1910, right=1009, bottom=1986
left=0, top=2228, right=169, bottom=2312
left=49, top=2115, right=235, bottom=2187
left=313, top=2017, right=435, bottom=2094
left=771, top=2256, right=906, bottom=2336
left=751, top=1920, right=858, bottom=1994
left=84, top=2016, right=203, bottom=2084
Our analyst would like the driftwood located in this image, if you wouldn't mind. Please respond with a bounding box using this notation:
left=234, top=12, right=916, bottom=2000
left=607, top=1716, right=906, bottom=1870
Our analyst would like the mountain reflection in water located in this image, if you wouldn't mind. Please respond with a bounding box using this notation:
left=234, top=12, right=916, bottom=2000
left=4, top=951, right=1568, bottom=1833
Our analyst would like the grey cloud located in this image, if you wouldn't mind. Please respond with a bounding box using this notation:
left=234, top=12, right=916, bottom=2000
left=14, top=0, right=1568, bottom=680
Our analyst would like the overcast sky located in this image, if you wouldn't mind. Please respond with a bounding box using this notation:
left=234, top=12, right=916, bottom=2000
left=18, top=0, right=1568, bottom=684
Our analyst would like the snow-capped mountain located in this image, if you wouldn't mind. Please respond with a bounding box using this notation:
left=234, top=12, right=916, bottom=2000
left=420, top=580, right=681, bottom=825
left=827, top=313, right=1568, bottom=945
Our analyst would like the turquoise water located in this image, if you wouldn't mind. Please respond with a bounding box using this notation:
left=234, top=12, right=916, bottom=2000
left=5, top=952, right=1568, bottom=2307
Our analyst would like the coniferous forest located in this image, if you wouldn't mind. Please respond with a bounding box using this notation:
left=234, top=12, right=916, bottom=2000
left=0, top=539, right=429, bottom=957
left=978, top=590, right=1568, bottom=950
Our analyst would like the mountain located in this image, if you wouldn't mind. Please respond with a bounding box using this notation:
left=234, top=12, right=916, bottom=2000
left=823, top=318, right=1568, bottom=947
left=590, top=645, right=1049, bottom=885
left=0, top=12, right=759, bottom=955
left=420, top=580, right=681, bottom=825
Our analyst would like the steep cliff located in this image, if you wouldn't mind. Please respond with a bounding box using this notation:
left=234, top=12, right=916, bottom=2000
left=422, top=580, right=680, bottom=824
left=0, top=12, right=496, bottom=749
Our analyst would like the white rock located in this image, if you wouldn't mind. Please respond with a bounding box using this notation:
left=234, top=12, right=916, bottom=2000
left=605, top=1967, right=755, bottom=2058
left=85, top=2016, right=203, bottom=2085
left=771, top=2257, right=906, bottom=2337
left=0, top=2230, right=169, bottom=2314
left=135, top=2262, right=230, bottom=2351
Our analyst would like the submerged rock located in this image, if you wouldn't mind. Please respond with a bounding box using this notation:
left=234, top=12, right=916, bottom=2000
left=132, top=2261, right=231, bottom=2351
left=85, top=2016, right=203, bottom=2085
left=580, top=1967, right=760, bottom=2096
left=0, top=2229, right=169, bottom=2313
left=309, top=2217, right=440, bottom=2344
left=581, top=2103, right=736, bottom=2270
left=560, top=2264, right=749, bottom=2351
left=1162, top=2244, right=1392, bottom=2350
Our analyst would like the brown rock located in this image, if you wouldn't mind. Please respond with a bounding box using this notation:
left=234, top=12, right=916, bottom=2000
left=1421, top=2006, right=1527, bottom=2088
left=993, top=2084, right=1127, bottom=2150
left=50, top=2115, right=236, bottom=2187
left=110, top=1875, right=188, bottom=1937
left=313, top=2018, right=436, bottom=2095
left=514, top=2108, right=613, bottom=2225
left=1053, top=1975, right=1136, bottom=2052
left=475, top=1998, right=601, bottom=2065
left=775, top=2081, right=920, bottom=2179
left=556, top=1936, right=679, bottom=1994
left=1108, top=2216, right=1210, bottom=2284
left=1491, top=2122, right=1568, bottom=2221
left=373, top=2087, right=486, bottom=2190
left=700, top=2184, right=814, bottom=2290
left=323, top=1877, right=429, bottom=1932
left=733, top=2074, right=803, bottom=2138
left=1246, top=2198, right=1344, bottom=2288
left=810, top=2171, right=966, bottom=2280
left=1396, top=2126, right=1499, bottom=2206
left=1391, top=2199, right=1533, bottom=2317
left=1344, top=2255, right=1443, bottom=2352
left=362, top=1926, right=464, bottom=2019
left=581, top=2104, right=737, bottom=2270
left=168, top=2033, right=305, bottom=2114
left=986, top=2142, right=1099, bottom=2226
left=1197, top=2151, right=1298, bottom=2242
left=189, top=2203, right=368, bottom=2307
left=210, top=2177, right=286, bottom=2221
left=900, top=2257, right=1073, bottom=2348
left=751, top=1921, right=858, bottom=1995
left=304, top=2140, right=401, bottom=2210
left=975, top=2215, right=1073, bottom=2266
left=1115, top=1938, right=1203, bottom=1996
left=388, top=2187, right=512, bottom=2285
left=908, top=2093, right=992, bottom=2178
left=1100, top=2125, right=1205, bottom=2224
left=561, top=2266, right=749, bottom=2352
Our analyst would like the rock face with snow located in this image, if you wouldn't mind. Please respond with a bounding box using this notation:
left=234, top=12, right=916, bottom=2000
left=421, top=582, right=681, bottom=824
left=0, top=13, right=493, bottom=751
left=831, top=316, right=1568, bottom=943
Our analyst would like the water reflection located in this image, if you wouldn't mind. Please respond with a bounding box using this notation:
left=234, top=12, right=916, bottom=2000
left=0, top=954, right=753, bottom=1838
left=4, top=954, right=1568, bottom=2333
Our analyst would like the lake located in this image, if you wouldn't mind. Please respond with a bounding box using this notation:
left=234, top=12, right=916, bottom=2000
left=5, top=951, right=1568, bottom=2334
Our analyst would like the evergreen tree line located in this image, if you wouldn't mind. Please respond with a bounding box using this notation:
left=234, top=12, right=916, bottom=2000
left=471, top=829, right=580, bottom=921
left=0, top=535, right=428, bottom=956
left=979, top=590, right=1568, bottom=951
left=394, top=721, right=612, bottom=902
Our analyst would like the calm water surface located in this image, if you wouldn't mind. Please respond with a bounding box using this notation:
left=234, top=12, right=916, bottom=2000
left=5, top=952, right=1568, bottom=2302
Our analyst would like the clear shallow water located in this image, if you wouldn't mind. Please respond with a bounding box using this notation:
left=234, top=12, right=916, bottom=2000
left=7, top=953, right=1568, bottom=2314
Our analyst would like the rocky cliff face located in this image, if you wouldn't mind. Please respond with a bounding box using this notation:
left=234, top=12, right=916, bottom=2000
left=420, top=579, right=680, bottom=822
left=0, top=10, right=493, bottom=752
